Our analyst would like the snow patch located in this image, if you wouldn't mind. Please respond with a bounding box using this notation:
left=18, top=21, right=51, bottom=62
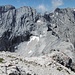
left=31, top=36, right=39, bottom=41
left=28, top=50, right=32, bottom=54
left=40, top=35, right=43, bottom=38
left=37, top=20, right=42, bottom=23
left=37, top=20, right=44, bottom=24
left=74, top=9, right=75, bottom=11
left=27, top=36, right=39, bottom=45
left=56, top=12, right=58, bottom=15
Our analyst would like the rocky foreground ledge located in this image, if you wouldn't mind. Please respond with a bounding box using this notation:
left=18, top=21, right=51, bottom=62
left=0, top=51, right=75, bottom=75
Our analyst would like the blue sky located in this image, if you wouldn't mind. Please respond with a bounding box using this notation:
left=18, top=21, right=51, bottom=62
left=0, top=0, right=75, bottom=12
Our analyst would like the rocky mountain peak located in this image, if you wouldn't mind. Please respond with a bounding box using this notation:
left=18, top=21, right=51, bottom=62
left=0, top=5, right=15, bottom=12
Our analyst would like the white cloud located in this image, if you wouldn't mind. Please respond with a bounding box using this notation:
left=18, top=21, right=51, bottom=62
left=37, top=4, right=47, bottom=13
left=52, top=0, right=63, bottom=9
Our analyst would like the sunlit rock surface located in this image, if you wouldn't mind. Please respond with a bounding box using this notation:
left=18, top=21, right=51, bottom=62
left=0, top=5, right=75, bottom=75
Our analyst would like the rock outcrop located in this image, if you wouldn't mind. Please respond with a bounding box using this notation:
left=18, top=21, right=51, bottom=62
left=0, top=52, right=75, bottom=75
left=0, top=5, right=75, bottom=54
left=0, top=5, right=37, bottom=51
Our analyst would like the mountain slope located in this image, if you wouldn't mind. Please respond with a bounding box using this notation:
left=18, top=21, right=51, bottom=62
left=0, top=5, right=75, bottom=75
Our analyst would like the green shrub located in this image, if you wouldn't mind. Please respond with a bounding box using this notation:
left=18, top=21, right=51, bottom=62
left=7, top=55, right=15, bottom=58
left=57, top=67, right=63, bottom=71
left=0, top=58, right=4, bottom=63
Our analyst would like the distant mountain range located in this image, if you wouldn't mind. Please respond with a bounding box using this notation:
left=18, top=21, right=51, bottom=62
left=0, top=5, right=75, bottom=74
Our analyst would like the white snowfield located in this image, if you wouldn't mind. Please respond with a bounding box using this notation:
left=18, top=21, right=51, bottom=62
left=27, top=36, right=39, bottom=45
left=0, top=51, right=75, bottom=75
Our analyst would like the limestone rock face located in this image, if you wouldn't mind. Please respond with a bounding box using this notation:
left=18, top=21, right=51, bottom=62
left=0, top=5, right=75, bottom=74
left=0, top=5, right=15, bottom=12
left=0, top=5, right=75, bottom=63
left=0, top=5, right=37, bottom=51
left=0, top=52, right=75, bottom=75
left=46, top=8, right=75, bottom=45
